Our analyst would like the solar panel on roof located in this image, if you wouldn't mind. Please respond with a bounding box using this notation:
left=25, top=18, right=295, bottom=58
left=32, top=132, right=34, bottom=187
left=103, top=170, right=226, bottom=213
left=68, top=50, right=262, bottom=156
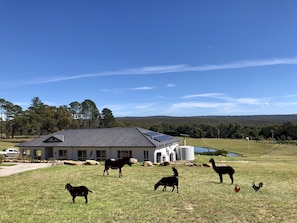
left=144, top=131, right=161, bottom=137
left=153, top=135, right=174, bottom=142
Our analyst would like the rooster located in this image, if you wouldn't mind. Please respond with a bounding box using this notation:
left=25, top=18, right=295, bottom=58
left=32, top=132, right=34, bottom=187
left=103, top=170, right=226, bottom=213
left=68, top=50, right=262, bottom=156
left=234, top=184, right=240, bottom=193
left=252, top=182, right=263, bottom=192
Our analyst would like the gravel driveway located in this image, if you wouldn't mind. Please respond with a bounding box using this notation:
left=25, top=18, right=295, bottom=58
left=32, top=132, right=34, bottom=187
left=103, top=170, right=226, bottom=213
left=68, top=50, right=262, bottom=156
left=0, top=163, right=53, bottom=177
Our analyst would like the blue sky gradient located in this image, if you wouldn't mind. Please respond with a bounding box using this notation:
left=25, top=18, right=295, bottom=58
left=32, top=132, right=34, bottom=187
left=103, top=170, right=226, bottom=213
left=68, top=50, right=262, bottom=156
left=1, top=1, right=297, bottom=117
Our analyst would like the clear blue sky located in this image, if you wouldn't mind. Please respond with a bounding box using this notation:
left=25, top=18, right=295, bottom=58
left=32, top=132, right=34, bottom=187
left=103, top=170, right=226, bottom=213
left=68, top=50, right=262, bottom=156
left=1, top=1, right=297, bottom=117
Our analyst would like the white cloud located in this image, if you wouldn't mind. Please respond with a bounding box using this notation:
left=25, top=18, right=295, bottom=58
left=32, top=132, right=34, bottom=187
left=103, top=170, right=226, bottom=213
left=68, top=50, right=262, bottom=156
left=130, top=86, right=155, bottom=91
left=235, top=98, right=264, bottom=105
left=171, top=102, right=234, bottom=109
left=101, top=86, right=154, bottom=93
left=183, top=93, right=226, bottom=99
left=166, top=83, right=176, bottom=87
left=13, top=56, right=297, bottom=86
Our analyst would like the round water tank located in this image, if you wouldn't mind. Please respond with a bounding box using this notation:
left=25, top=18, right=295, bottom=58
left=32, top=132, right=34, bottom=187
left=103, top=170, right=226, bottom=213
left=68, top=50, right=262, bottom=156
left=180, top=146, right=194, bottom=160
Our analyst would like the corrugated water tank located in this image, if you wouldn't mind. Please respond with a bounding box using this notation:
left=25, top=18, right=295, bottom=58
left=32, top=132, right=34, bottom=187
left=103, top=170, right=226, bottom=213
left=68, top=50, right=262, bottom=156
left=176, top=146, right=194, bottom=160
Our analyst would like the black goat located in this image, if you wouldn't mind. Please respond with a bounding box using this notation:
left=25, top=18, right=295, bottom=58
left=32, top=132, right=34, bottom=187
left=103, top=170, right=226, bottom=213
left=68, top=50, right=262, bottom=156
left=103, top=157, right=132, bottom=178
left=209, top=158, right=235, bottom=184
left=65, top=183, right=92, bottom=204
left=154, top=167, right=179, bottom=193
left=252, top=182, right=263, bottom=192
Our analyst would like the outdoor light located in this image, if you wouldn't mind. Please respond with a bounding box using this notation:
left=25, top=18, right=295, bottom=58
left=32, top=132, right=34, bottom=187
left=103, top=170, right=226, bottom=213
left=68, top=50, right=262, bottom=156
left=246, top=137, right=250, bottom=162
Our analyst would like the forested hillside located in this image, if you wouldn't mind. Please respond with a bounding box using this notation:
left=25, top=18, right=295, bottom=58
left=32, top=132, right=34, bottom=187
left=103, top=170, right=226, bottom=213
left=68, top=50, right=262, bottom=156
left=117, top=115, right=297, bottom=140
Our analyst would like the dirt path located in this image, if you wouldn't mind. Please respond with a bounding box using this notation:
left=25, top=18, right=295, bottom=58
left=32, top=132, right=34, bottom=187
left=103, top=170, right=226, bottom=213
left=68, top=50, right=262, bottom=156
left=0, top=163, right=53, bottom=177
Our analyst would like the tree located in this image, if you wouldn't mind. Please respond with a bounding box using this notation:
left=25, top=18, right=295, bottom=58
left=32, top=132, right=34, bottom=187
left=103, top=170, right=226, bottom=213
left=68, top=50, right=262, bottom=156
left=101, top=108, right=116, bottom=128
left=4, top=103, right=23, bottom=138
left=26, top=97, right=46, bottom=136
left=0, top=98, right=6, bottom=138
left=68, top=101, right=82, bottom=128
left=81, top=99, right=100, bottom=128
left=56, top=106, right=73, bottom=130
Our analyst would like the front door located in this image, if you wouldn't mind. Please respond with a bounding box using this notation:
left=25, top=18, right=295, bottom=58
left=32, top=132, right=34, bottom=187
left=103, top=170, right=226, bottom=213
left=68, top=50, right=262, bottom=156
left=156, top=152, right=162, bottom=163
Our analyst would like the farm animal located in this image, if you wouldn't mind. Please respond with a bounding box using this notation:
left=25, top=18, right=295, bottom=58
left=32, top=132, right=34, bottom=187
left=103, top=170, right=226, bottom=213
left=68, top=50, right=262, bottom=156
left=252, top=182, right=263, bottom=191
left=209, top=158, right=235, bottom=184
left=65, top=183, right=92, bottom=204
left=154, top=167, right=179, bottom=193
left=234, top=184, right=240, bottom=193
left=103, top=157, right=132, bottom=178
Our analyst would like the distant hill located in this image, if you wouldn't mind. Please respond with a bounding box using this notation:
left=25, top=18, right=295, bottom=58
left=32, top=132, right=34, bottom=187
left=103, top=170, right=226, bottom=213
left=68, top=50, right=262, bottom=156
left=117, top=114, right=297, bottom=126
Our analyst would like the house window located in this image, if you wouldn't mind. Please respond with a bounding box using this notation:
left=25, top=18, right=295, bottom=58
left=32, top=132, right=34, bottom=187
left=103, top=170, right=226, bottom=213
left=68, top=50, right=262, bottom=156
left=34, top=149, right=42, bottom=160
left=23, top=149, right=30, bottom=157
left=96, top=150, right=106, bottom=161
left=117, top=150, right=132, bottom=159
left=59, top=150, right=67, bottom=160
left=144, top=150, right=149, bottom=160
left=78, top=150, right=87, bottom=161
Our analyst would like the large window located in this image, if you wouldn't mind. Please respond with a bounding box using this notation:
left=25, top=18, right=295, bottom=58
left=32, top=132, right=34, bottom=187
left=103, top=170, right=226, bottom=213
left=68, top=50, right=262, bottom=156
left=78, top=150, right=87, bottom=161
left=34, top=149, right=42, bottom=160
left=117, top=150, right=132, bottom=159
left=144, top=150, right=149, bottom=160
left=59, top=150, right=67, bottom=160
left=23, top=149, right=30, bottom=157
left=96, top=150, right=106, bottom=161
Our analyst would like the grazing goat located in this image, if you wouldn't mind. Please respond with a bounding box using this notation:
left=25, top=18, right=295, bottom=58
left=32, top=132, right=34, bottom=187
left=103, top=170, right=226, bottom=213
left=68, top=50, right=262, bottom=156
left=65, top=183, right=92, bottom=204
left=154, top=167, right=179, bottom=193
left=252, top=182, right=263, bottom=192
left=209, top=158, right=235, bottom=184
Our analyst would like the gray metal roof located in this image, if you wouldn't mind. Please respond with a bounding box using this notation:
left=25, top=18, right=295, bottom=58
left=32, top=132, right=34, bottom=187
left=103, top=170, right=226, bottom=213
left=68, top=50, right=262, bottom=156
left=18, top=127, right=179, bottom=148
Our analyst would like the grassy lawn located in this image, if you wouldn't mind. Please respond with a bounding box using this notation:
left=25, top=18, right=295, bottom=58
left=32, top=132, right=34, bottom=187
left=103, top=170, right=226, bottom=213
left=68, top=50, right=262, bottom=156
left=0, top=138, right=297, bottom=222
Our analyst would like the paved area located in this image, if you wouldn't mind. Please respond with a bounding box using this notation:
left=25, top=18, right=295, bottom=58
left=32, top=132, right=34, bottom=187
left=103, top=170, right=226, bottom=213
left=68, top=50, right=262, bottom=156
left=0, top=162, right=53, bottom=177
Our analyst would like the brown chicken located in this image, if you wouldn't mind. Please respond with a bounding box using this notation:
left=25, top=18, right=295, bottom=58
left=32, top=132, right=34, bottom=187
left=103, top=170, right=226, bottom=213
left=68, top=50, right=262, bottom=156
left=234, top=184, right=240, bottom=193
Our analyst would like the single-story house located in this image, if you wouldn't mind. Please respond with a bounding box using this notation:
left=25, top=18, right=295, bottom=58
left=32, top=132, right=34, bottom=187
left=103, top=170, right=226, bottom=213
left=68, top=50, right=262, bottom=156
left=18, top=127, right=194, bottom=163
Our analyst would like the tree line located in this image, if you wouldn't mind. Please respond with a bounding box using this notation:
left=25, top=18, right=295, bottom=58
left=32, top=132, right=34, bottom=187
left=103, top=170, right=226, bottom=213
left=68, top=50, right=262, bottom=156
left=117, top=116, right=297, bottom=141
left=1, top=97, right=297, bottom=141
left=0, top=97, right=116, bottom=138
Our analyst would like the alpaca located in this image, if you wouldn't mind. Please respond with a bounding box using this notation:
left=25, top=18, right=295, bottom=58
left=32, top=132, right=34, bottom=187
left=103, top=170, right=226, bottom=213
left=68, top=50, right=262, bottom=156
left=65, top=183, right=92, bottom=204
left=209, top=158, right=235, bottom=184
left=154, top=167, right=179, bottom=193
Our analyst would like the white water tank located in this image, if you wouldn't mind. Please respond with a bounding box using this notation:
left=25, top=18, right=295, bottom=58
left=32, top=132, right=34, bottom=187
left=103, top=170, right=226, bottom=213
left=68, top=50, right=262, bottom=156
left=176, top=146, right=194, bottom=161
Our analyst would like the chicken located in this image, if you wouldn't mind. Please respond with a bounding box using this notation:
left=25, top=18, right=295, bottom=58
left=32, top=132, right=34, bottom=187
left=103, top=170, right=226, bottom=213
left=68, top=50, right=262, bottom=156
left=234, top=184, right=240, bottom=193
left=252, top=182, right=263, bottom=191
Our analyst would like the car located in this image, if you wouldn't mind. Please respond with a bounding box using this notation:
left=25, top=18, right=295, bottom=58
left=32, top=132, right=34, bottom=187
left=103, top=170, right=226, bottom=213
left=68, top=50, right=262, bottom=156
left=0, top=148, right=20, bottom=157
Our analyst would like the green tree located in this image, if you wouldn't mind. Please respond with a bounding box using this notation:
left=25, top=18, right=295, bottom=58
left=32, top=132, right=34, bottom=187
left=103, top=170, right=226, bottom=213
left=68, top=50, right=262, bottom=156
left=26, top=97, right=46, bottom=136
left=69, top=101, right=82, bottom=128
left=56, top=106, right=73, bottom=130
left=0, top=98, right=7, bottom=138
left=4, top=103, right=23, bottom=138
left=101, top=108, right=116, bottom=128
left=81, top=99, right=100, bottom=128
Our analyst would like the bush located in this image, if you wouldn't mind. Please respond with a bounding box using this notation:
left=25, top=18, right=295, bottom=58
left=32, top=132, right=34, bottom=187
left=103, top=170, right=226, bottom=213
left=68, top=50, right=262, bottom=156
left=195, top=149, right=228, bottom=156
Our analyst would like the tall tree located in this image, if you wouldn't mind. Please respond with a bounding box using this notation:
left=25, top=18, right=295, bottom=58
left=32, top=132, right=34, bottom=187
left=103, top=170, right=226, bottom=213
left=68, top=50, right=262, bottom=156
left=81, top=99, right=100, bottom=128
left=4, top=103, right=23, bottom=138
left=0, top=98, right=6, bottom=138
left=26, top=97, right=46, bottom=136
left=69, top=101, right=82, bottom=128
left=56, top=106, right=73, bottom=130
left=101, top=108, right=116, bottom=128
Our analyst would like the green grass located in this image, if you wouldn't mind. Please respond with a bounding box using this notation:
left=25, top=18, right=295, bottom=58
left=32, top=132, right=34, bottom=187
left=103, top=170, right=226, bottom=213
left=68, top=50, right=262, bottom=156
left=185, top=137, right=297, bottom=158
left=1, top=138, right=297, bottom=222
left=0, top=138, right=24, bottom=150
